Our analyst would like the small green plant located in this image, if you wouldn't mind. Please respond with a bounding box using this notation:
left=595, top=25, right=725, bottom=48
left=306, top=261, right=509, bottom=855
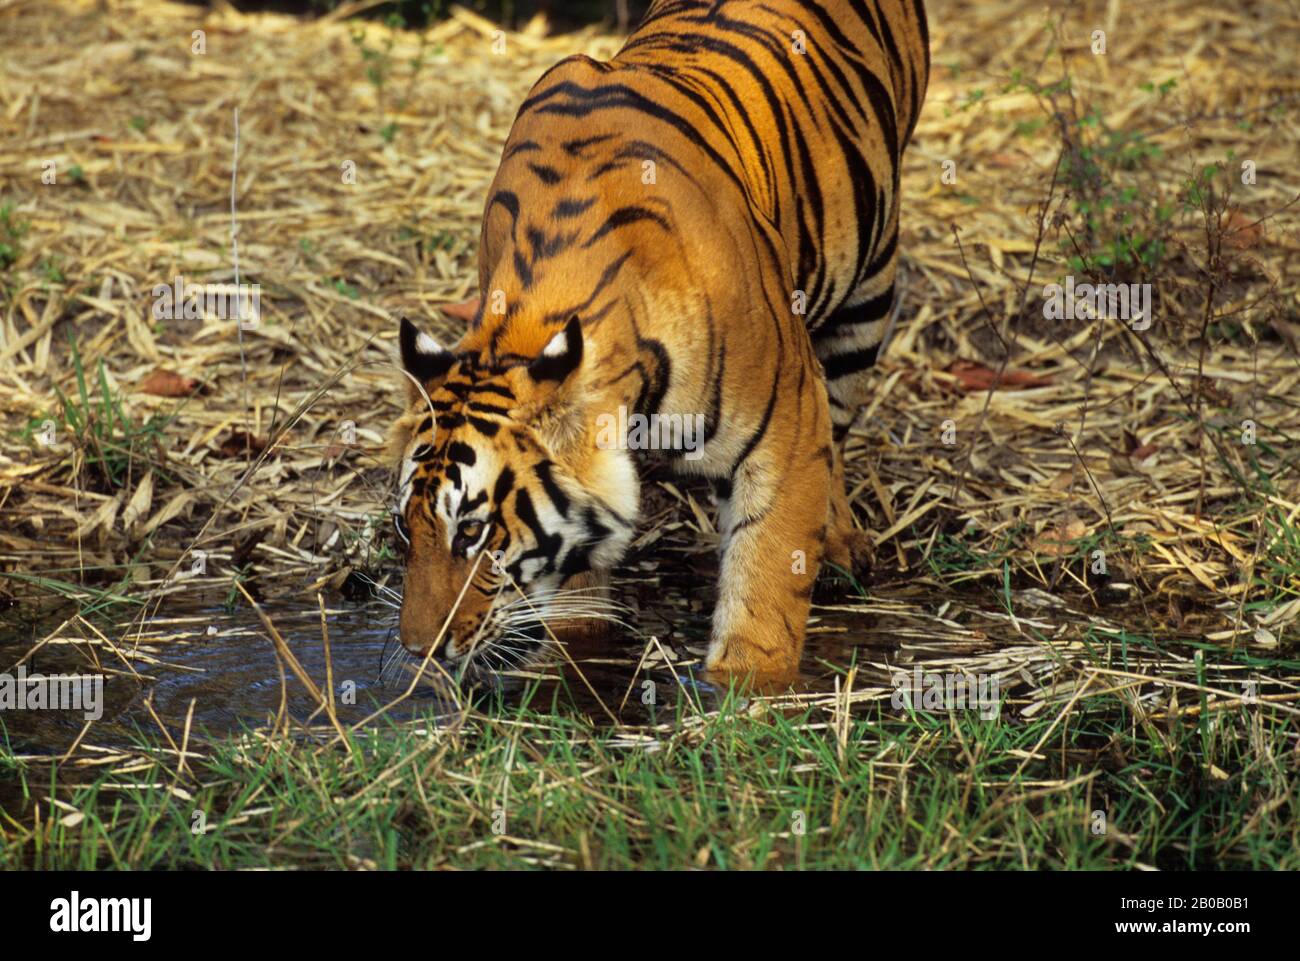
left=350, top=4, right=444, bottom=141
left=1256, top=506, right=1300, bottom=606
left=923, top=524, right=1025, bottom=584
left=351, top=19, right=401, bottom=133
left=1183, top=161, right=1225, bottom=211
left=330, top=277, right=359, bottom=300
left=223, top=567, right=255, bottom=614
left=1138, top=77, right=1178, bottom=98
left=339, top=511, right=400, bottom=567
left=298, top=237, right=320, bottom=264
left=1056, top=112, right=1167, bottom=273
left=999, top=34, right=1175, bottom=277
left=40, top=256, right=64, bottom=286
left=398, top=224, right=460, bottom=262
left=0, top=202, right=29, bottom=270
left=50, top=335, right=172, bottom=491
left=428, top=229, right=457, bottom=251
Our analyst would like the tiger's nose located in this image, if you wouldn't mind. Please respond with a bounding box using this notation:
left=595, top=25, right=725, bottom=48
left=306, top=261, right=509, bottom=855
left=401, top=631, right=460, bottom=660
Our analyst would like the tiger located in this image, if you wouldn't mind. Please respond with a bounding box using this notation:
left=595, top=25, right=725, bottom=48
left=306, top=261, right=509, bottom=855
left=389, top=0, right=930, bottom=680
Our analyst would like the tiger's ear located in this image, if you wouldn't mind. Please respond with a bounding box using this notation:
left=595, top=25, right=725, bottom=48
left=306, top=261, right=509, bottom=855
left=528, top=316, right=583, bottom=385
left=399, top=317, right=454, bottom=404
left=515, top=317, right=587, bottom=437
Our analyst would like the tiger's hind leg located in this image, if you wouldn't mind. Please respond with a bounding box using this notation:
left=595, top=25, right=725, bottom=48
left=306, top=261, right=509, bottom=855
left=811, top=239, right=899, bottom=584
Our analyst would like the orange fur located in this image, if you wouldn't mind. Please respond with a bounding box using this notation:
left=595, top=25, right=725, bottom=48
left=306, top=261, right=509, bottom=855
left=391, top=0, right=929, bottom=683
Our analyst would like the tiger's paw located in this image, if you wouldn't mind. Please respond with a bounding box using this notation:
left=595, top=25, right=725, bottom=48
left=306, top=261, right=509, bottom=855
left=704, top=633, right=800, bottom=684
left=815, top=527, right=873, bottom=602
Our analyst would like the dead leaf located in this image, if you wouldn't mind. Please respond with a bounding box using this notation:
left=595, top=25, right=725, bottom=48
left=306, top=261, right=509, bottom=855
left=1223, top=208, right=1264, bottom=249
left=74, top=492, right=123, bottom=540
left=1252, top=626, right=1278, bottom=649
left=440, top=297, right=481, bottom=322
left=141, top=491, right=195, bottom=537
left=1048, top=469, right=1075, bottom=492
left=1194, top=376, right=1233, bottom=409
left=1122, top=430, right=1160, bottom=464
left=216, top=430, right=268, bottom=459
left=137, top=368, right=202, bottom=397
left=1029, top=517, right=1089, bottom=557
left=121, top=470, right=154, bottom=534
left=987, top=152, right=1024, bottom=168
left=522, top=10, right=552, bottom=36
left=945, top=360, right=1053, bottom=392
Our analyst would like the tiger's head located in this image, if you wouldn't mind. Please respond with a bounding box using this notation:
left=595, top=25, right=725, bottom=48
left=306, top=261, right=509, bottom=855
left=389, top=315, right=638, bottom=679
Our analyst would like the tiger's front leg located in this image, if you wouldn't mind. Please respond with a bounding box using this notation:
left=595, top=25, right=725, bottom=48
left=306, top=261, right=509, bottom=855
left=705, top=362, right=833, bottom=680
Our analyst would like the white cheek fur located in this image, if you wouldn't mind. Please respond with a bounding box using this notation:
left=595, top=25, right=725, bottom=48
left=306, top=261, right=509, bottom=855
left=397, top=457, right=417, bottom=515
left=434, top=457, right=496, bottom=551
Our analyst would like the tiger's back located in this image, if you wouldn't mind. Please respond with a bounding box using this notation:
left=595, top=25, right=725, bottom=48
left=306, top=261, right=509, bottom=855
left=615, top=0, right=929, bottom=334
left=480, top=0, right=929, bottom=433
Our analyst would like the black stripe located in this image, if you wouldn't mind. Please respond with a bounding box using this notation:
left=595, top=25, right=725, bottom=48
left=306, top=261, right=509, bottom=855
left=471, top=383, right=515, bottom=401
left=703, top=343, right=726, bottom=445
left=487, top=190, right=521, bottom=240
left=503, top=140, right=542, bottom=160
left=447, top=441, right=476, bottom=466
left=634, top=338, right=671, bottom=417
left=823, top=344, right=882, bottom=380
left=528, top=162, right=564, bottom=185
left=731, top=374, right=780, bottom=473
left=527, top=225, right=576, bottom=261
left=512, top=489, right=563, bottom=577
left=534, top=461, right=571, bottom=518
left=583, top=205, right=671, bottom=248
left=553, top=197, right=597, bottom=219
left=513, top=250, right=533, bottom=288
left=468, top=401, right=512, bottom=416
left=468, top=415, right=500, bottom=436
left=562, top=134, right=615, bottom=155
left=815, top=286, right=894, bottom=338
left=493, top=466, right=515, bottom=505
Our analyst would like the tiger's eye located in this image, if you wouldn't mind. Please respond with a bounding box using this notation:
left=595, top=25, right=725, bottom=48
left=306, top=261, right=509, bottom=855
left=452, top=520, right=488, bottom=558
